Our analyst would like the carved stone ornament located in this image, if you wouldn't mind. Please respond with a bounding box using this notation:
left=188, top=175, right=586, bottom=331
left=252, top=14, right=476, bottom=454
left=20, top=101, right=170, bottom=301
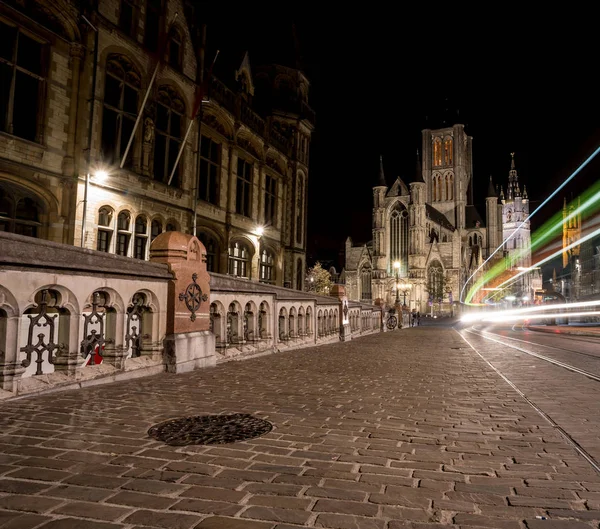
left=202, top=113, right=229, bottom=138
left=179, top=273, right=208, bottom=322
left=237, top=137, right=260, bottom=159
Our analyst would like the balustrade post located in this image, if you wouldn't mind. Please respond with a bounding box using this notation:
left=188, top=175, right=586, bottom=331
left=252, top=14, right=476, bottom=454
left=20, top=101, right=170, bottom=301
left=330, top=285, right=351, bottom=341
left=150, top=232, right=215, bottom=373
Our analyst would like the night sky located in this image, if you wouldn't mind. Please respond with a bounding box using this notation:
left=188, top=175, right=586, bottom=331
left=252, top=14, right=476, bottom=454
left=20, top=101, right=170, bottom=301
left=201, top=9, right=600, bottom=271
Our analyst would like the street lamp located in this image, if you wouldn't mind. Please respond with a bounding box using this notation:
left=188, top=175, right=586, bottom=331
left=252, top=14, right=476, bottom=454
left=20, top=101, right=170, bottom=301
left=393, top=261, right=401, bottom=304
left=397, top=282, right=412, bottom=307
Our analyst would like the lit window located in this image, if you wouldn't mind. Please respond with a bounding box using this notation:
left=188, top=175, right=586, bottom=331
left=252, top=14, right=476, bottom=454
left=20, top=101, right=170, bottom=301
left=97, top=206, right=114, bottom=252
left=228, top=241, right=250, bottom=278
left=116, top=211, right=131, bottom=256
left=444, top=138, right=453, bottom=165
left=259, top=248, right=274, bottom=284
left=433, top=138, right=442, bottom=166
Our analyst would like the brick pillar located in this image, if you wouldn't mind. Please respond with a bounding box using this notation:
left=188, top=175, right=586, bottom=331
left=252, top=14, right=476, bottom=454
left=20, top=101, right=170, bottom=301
left=150, top=232, right=215, bottom=373
left=330, top=284, right=351, bottom=341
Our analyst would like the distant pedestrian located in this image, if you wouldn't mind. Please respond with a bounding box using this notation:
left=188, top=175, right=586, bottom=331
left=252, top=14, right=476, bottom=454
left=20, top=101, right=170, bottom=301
left=416, top=311, right=421, bottom=326
left=411, top=311, right=417, bottom=327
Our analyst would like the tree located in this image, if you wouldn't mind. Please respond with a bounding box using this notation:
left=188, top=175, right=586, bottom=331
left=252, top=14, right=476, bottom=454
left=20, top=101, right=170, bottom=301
left=306, top=262, right=333, bottom=295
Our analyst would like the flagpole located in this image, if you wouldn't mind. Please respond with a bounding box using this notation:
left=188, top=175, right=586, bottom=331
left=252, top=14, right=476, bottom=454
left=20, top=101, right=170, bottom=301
left=119, top=13, right=178, bottom=169
left=167, top=118, right=194, bottom=186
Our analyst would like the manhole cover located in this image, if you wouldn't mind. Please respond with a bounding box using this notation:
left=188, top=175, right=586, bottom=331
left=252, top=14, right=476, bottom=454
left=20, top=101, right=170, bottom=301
left=148, top=413, right=273, bottom=446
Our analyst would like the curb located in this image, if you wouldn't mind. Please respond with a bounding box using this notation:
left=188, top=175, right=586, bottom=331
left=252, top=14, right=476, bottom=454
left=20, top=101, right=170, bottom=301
left=526, top=325, right=600, bottom=338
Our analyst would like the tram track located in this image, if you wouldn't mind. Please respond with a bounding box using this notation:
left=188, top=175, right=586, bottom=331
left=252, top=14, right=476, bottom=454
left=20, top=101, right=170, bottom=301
left=459, top=328, right=600, bottom=476
left=464, top=326, right=600, bottom=382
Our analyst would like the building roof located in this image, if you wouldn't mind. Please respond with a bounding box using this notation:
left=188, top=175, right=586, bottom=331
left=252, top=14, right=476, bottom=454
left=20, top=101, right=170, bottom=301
left=465, top=204, right=485, bottom=229
left=426, top=204, right=455, bottom=232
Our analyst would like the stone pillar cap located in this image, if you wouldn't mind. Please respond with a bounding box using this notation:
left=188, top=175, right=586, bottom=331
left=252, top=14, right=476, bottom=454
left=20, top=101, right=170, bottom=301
left=150, top=232, right=206, bottom=263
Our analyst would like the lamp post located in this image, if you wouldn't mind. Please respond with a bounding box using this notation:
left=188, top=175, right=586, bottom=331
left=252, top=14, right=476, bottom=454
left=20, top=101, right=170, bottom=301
left=393, top=261, right=401, bottom=304
left=397, top=282, right=412, bottom=307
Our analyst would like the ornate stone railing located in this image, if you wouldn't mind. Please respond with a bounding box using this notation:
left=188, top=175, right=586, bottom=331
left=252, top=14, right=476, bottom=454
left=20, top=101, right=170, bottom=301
left=0, top=232, right=383, bottom=396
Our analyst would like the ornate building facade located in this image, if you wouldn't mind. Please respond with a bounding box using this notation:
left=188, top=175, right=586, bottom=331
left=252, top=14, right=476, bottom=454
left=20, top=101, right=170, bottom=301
left=0, top=0, right=314, bottom=289
left=344, top=123, right=533, bottom=312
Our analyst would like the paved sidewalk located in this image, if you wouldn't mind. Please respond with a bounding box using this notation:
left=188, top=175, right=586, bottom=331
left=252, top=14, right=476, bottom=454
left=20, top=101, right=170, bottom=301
left=0, top=328, right=599, bottom=528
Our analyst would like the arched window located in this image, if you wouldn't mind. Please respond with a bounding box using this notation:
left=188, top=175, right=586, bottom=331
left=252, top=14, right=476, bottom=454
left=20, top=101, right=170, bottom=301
left=134, top=215, right=148, bottom=259
left=0, top=185, right=43, bottom=237
left=389, top=206, right=409, bottom=277
left=165, top=221, right=177, bottom=231
left=228, top=240, right=250, bottom=278
left=433, top=138, right=442, bottom=166
left=198, top=232, right=219, bottom=273
left=444, top=138, right=453, bottom=165
left=167, top=27, right=183, bottom=70
left=361, top=266, right=372, bottom=300
left=428, top=261, right=444, bottom=303
left=154, top=86, right=185, bottom=186
left=259, top=248, right=275, bottom=284
left=101, top=54, right=141, bottom=168
left=97, top=206, right=114, bottom=252
left=151, top=219, right=162, bottom=241
left=116, top=211, right=131, bottom=256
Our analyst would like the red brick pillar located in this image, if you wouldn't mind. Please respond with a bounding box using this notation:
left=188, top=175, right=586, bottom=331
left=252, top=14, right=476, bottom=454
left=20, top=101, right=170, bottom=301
left=150, top=232, right=215, bottom=373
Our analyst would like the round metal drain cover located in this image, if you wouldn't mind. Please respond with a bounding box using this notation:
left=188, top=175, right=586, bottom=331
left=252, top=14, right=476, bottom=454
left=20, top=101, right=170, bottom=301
left=148, top=413, right=273, bottom=446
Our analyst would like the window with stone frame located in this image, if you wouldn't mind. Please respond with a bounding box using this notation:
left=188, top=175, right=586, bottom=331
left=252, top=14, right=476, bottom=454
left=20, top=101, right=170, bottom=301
left=154, top=86, right=184, bottom=186
left=259, top=248, right=274, bottom=284
left=264, top=174, right=276, bottom=226
left=236, top=157, right=252, bottom=217
left=444, top=138, right=453, bottom=165
left=228, top=240, right=250, bottom=278
left=144, top=0, right=161, bottom=52
left=0, top=20, right=46, bottom=143
left=198, top=231, right=218, bottom=273
left=101, top=54, right=140, bottom=168
left=134, top=215, right=148, bottom=259
left=150, top=219, right=162, bottom=241
left=433, top=138, right=442, bottom=167
left=389, top=205, right=409, bottom=277
left=360, top=266, right=372, bottom=300
left=199, top=135, right=220, bottom=205
left=97, top=206, right=114, bottom=252
left=0, top=184, right=42, bottom=237
left=167, top=27, right=183, bottom=70
left=119, top=0, right=138, bottom=38
left=116, top=211, right=131, bottom=256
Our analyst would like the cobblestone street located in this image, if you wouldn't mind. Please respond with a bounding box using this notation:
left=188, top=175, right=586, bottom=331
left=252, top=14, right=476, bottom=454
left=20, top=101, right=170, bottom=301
left=0, top=327, right=599, bottom=528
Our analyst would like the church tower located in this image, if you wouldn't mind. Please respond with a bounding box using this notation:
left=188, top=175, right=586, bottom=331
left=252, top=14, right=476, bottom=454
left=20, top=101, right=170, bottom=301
left=501, top=153, right=531, bottom=270
left=372, top=156, right=388, bottom=280
left=409, top=151, right=427, bottom=265
left=421, top=124, right=472, bottom=230
left=485, top=176, right=499, bottom=257
left=562, top=196, right=582, bottom=269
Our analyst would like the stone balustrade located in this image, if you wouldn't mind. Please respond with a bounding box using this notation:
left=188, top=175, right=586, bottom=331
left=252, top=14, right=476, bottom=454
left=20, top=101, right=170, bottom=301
left=0, top=232, right=383, bottom=397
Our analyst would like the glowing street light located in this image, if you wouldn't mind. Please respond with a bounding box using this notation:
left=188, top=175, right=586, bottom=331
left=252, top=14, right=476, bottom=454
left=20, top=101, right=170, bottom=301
left=397, top=282, right=412, bottom=306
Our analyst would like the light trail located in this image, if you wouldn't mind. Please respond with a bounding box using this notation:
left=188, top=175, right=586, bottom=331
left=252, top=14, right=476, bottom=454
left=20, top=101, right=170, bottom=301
left=460, top=144, right=600, bottom=304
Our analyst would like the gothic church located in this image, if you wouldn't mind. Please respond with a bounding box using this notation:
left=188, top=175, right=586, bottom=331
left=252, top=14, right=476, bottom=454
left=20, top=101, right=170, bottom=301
left=344, top=123, right=533, bottom=313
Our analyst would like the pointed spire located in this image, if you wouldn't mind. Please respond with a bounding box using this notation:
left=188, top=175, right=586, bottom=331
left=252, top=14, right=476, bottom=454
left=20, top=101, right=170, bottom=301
left=499, top=186, right=505, bottom=200
left=511, top=152, right=516, bottom=171
left=523, top=185, right=528, bottom=199
left=377, top=155, right=386, bottom=187
left=414, top=149, right=424, bottom=182
left=563, top=197, right=567, bottom=209
left=486, top=175, right=496, bottom=198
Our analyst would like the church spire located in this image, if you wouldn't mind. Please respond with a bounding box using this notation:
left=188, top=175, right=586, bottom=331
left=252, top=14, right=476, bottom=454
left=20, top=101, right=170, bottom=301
left=486, top=175, right=496, bottom=198
left=377, top=155, right=386, bottom=187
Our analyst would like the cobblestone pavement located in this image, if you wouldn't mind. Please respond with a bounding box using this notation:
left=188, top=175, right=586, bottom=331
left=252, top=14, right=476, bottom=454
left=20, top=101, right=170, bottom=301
left=1, top=328, right=600, bottom=528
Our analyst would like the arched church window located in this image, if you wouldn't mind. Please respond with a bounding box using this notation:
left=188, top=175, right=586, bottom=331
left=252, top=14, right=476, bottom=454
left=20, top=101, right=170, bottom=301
left=360, top=267, right=372, bottom=301
left=427, top=261, right=444, bottom=303
left=389, top=206, right=409, bottom=277
left=444, top=138, right=453, bottom=165
left=433, top=138, right=442, bottom=166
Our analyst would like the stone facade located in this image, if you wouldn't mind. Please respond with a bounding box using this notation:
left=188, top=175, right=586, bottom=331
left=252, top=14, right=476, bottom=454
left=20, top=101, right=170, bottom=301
left=344, top=124, right=535, bottom=312
left=0, top=0, right=314, bottom=290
